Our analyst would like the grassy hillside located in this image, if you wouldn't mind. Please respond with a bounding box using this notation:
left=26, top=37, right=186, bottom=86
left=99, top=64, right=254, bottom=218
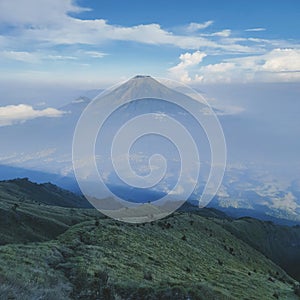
left=0, top=179, right=300, bottom=299
left=0, top=178, right=90, bottom=208
left=0, top=213, right=299, bottom=299
left=221, top=217, right=300, bottom=282
left=0, top=178, right=98, bottom=245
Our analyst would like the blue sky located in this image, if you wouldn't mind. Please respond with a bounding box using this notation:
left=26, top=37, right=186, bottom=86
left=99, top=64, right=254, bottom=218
left=79, top=0, right=299, bottom=38
left=0, top=0, right=299, bottom=88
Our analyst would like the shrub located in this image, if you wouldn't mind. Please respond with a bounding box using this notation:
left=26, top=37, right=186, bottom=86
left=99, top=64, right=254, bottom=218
left=217, top=259, right=223, bottom=266
left=294, top=284, right=300, bottom=296
left=12, top=203, right=19, bottom=212
left=143, top=271, right=153, bottom=281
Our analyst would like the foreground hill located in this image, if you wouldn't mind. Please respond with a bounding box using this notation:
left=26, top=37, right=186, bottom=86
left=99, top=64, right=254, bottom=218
left=0, top=179, right=300, bottom=299
left=1, top=214, right=299, bottom=300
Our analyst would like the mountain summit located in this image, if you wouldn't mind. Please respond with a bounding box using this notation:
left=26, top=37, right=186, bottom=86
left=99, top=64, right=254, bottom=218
left=133, top=75, right=152, bottom=78
left=95, top=75, right=197, bottom=106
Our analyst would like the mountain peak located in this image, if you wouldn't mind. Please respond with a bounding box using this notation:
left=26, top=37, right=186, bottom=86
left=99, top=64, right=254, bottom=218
left=95, top=75, right=197, bottom=106
left=132, top=75, right=152, bottom=79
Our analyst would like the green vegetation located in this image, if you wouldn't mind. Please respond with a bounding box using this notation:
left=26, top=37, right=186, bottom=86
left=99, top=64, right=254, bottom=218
left=0, top=178, right=91, bottom=208
left=0, top=215, right=299, bottom=299
left=0, top=178, right=98, bottom=244
left=0, top=179, right=299, bottom=299
left=220, top=217, right=300, bottom=282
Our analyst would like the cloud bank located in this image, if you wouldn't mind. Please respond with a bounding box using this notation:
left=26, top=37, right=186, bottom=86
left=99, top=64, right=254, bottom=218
left=0, top=104, right=66, bottom=126
left=169, top=48, right=300, bottom=83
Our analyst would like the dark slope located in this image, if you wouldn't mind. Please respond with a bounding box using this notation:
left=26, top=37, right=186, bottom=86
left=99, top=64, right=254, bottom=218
left=0, top=178, right=90, bottom=208
left=220, top=217, right=300, bottom=281
left=0, top=178, right=98, bottom=244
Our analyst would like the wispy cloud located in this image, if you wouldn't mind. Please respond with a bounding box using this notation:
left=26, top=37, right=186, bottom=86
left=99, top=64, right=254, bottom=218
left=0, top=51, right=39, bottom=63
left=14, top=19, right=253, bottom=53
left=198, top=29, right=231, bottom=37
left=84, top=51, right=108, bottom=58
left=245, top=28, right=266, bottom=32
left=47, top=55, right=77, bottom=60
left=0, top=104, right=66, bottom=126
left=0, top=1, right=260, bottom=54
left=209, top=29, right=231, bottom=37
left=0, top=51, right=78, bottom=62
left=186, top=21, right=214, bottom=32
left=0, top=148, right=57, bottom=165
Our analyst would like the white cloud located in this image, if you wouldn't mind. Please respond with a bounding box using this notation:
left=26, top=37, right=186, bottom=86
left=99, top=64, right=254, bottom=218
left=0, top=148, right=57, bottom=164
left=168, top=185, right=185, bottom=195
left=1, top=51, right=39, bottom=62
left=0, top=1, right=258, bottom=55
left=215, top=104, right=245, bottom=116
left=198, top=29, right=231, bottom=38
left=0, top=104, right=66, bottom=126
left=169, top=48, right=300, bottom=84
left=0, top=51, right=78, bottom=62
left=270, top=192, right=299, bottom=213
left=245, top=28, right=266, bottom=32
left=210, top=29, right=231, bottom=37
left=186, top=21, right=214, bottom=32
left=47, top=54, right=77, bottom=60
left=19, top=19, right=250, bottom=53
left=261, top=48, right=300, bottom=72
left=0, top=0, right=89, bottom=25
left=84, top=51, right=107, bottom=58
left=169, top=51, right=207, bottom=83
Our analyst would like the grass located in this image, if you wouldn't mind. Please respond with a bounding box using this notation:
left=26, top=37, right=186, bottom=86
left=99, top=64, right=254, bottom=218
left=220, top=217, right=300, bottom=281
left=0, top=179, right=99, bottom=245
left=0, top=179, right=299, bottom=299
left=0, top=213, right=298, bottom=299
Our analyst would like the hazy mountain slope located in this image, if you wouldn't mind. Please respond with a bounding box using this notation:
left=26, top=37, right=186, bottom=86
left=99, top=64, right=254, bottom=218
left=221, top=217, right=300, bottom=281
left=0, top=214, right=299, bottom=299
left=0, top=164, right=81, bottom=192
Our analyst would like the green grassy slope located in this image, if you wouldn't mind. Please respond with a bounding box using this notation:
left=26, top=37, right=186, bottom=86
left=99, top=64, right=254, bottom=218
left=0, top=178, right=99, bottom=245
left=0, top=180, right=300, bottom=299
left=220, top=217, right=300, bottom=282
left=0, top=178, right=90, bottom=208
left=0, top=213, right=299, bottom=300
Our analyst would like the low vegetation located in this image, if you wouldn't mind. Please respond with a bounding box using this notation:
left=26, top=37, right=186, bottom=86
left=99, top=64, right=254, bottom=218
left=0, top=179, right=299, bottom=299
